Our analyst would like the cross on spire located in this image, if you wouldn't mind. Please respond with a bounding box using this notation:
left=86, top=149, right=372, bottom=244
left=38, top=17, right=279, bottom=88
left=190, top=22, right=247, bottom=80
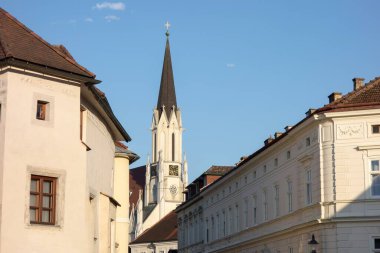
left=165, top=21, right=171, bottom=37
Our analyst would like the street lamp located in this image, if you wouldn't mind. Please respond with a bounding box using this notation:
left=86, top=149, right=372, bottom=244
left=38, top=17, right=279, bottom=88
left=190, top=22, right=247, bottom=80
left=308, top=234, right=319, bottom=253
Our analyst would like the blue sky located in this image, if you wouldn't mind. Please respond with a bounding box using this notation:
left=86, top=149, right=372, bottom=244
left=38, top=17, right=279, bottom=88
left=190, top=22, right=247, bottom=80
left=2, top=1, right=380, bottom=181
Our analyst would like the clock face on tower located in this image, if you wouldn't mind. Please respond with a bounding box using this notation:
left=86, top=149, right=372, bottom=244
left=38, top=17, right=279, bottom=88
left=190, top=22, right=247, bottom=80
left=169, top=165, right=179, bottom=176
left=169, top=184, right=178, bottom=196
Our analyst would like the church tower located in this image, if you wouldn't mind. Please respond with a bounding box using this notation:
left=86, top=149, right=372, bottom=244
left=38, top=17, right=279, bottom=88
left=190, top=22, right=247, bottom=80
left=144, top=26, right=188, bottom=220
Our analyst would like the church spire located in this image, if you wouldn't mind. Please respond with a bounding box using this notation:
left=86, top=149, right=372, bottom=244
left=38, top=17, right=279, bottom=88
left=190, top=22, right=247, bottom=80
left=157, top=22, right=177, bottom=118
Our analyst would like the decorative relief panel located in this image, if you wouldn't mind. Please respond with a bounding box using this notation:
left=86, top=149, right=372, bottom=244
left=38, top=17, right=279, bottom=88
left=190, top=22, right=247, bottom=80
left=336, top=123, right=364, bottom=139
left=169, top=165, right=179, bottom=176
left=19, top=76, right=78, bottom=97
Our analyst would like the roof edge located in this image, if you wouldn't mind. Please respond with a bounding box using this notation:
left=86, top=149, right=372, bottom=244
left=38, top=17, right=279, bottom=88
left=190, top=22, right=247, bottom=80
left=0, top=57, right=100, bottom=84
left=89, top=85, right=132, bottom=142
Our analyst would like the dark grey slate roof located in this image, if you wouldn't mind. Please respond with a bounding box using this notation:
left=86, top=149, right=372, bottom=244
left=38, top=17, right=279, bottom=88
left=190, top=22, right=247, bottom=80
left=157, top=37, right=177, bottom=118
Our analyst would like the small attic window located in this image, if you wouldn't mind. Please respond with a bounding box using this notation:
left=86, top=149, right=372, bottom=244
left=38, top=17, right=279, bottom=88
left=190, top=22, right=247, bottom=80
left=372, top=125, right=380, bottom=134
left=36, top=100, right=49, bottom=120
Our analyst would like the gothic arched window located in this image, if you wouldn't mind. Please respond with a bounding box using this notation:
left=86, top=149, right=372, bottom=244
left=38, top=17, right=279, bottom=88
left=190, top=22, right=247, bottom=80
left=172, top=133, right=175, bottom=161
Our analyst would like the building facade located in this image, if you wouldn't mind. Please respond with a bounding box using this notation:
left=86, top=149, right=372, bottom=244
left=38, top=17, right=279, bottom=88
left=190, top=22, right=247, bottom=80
left=177, top=77, right=380, bottom=253
left=0, top=8, right=138, bottom=253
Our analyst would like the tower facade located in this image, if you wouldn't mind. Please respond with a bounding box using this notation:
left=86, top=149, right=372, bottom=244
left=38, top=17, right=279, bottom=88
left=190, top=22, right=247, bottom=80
left=144, top=34, right=188, bottom=221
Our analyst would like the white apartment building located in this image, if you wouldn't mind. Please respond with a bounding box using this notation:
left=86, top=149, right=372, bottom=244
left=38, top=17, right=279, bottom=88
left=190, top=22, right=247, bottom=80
left=177, top=77, right=380, bottom=253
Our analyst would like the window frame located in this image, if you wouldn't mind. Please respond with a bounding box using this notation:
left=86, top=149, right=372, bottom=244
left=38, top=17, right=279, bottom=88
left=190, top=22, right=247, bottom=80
left=30, top=175, right=57, bottom=225
left=263, top=189, right=268, bottom=221
left=371, top=236, right=380, bottom=252
left=372, top=125, right=380, bottom=134
left=306, top=170, right=312, bottom=205
left=287, top=180, right=293, bottom=212
left=370, top=160, right=380, bottom=197
left=274, top=185, right=280, bottom=217
left=36, top=100, right=49, bottom=121
left=252, top=194, right=257, bottom=225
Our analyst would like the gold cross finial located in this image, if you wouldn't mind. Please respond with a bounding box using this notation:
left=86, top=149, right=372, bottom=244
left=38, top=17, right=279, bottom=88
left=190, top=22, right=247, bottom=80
left=165, top=21, right=170, bottom=37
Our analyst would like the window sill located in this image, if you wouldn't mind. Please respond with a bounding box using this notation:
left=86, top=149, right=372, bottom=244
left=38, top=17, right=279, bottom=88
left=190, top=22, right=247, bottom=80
left=26, top=223, right=62, bottom=230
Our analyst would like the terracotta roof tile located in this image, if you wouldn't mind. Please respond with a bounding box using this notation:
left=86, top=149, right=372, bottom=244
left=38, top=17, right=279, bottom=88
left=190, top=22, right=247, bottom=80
left=0, top=8, right=94, bottom=78
left=130, top=211, right=177, bottom=244
left=318, top=77, right=380, bottom=113
left=205, top=165, right=234, bottom=175
left=129, top=166, right=146, bottom=213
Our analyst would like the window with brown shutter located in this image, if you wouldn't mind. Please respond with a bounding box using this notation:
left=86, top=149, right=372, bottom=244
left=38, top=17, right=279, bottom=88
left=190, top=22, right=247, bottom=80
left=30, top=175, right=56, bottom=225
left=36, top=101, right=48, bottom=120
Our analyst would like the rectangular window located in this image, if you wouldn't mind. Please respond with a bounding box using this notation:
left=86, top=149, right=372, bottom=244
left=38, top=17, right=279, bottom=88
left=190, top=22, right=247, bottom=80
left=372, top=125, right=380, bottom=134
left=287, top=150, right=291, bottom=159
left=274, top=185, right=279, bottom=217
left=263, top=165, right=267, bottom=174
left=244, top=198, right=249, bottom=228
left=274, top=158, right=278, bottom=167
left=30, top=175, right=56, bottom=224
left=80, top=106, right=86, bottom=141
left=0, top=103, right=2, bottom=121
left=371, top=160, right=380, bottom=196
left=211, top=217, right=214, bottom=241
left=253, top=170, right=257, bottom=179
left=36, top=100, right=49, bottom=120
left=306, top=170, right=312, bottom=204
left=287, top=181, right=293, bottom=212
left=229, top=207, right=233, bottom=234
left=373, top=237, right=380, bottom=252
left=263, top=190, right=268, bottom=221
left=223, top=210, right=226, bottom=236
left=306, top=137, right=311, bottom=147
left=252, top=195, right=257, bottom=225
left=206, top=219, right=209, bottom=243
left=289, top=247, right=294, bottom=253
left=235, top=204, right=239, bottom=232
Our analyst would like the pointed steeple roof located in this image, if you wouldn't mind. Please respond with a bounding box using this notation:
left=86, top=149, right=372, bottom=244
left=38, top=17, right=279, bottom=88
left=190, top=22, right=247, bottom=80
left=156, top=35, right=177, bottom=117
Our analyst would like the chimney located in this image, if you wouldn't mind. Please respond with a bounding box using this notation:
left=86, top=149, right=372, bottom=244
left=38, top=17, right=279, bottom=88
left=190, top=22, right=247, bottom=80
left=274, top=132, right=283, bottom=138
left=352, top=77, right=365, bottom=91
left=264, top=136, right=274, bottom=146
left=328, top=92, right=342, bottom=103
left=305, top=108, right=316, bottom=117
left=284, top=125, right=293, bottom=131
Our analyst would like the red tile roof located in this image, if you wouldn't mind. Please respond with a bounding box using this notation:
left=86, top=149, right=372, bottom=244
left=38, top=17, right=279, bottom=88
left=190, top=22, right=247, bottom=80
left=317, top=77, right=380, bottom=113
left=129, top=165, right=146, bottom=213
left=0, top=8, right=94, bottom=78
left=130, top=211, right=177, bottom=244
left=204, top=165, right=234, bottom=175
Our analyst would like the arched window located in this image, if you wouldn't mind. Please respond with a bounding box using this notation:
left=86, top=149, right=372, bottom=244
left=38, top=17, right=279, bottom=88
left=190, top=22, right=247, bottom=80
left=152, top=185, right=157, bottom=203
left=153, top=133, right=157, bottom=162
left=172, top=133, right=175, bottom=161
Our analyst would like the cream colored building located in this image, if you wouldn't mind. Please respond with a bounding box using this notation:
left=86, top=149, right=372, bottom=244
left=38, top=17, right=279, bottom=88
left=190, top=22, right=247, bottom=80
left=177, top=77, right=380, bottom=253
left=0, top=8, right=138, bottom=253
